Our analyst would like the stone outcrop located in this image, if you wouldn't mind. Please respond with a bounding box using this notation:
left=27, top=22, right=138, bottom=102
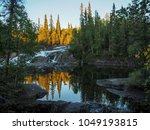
left=97, top=78, right=130, bottom=90
left=23, top=84, right=48, bottom=99
left=96, top=78, right=145, bottom=101
left=88, top=59, right=136, bottom=68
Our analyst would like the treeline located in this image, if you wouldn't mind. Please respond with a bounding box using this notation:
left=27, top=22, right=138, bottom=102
left=38, top=15, right=73, bottom=45
left=70, top=0, right=150, bottom=67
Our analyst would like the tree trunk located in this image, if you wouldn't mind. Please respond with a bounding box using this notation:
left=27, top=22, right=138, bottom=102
left=5, top=51, right=10, bottom=79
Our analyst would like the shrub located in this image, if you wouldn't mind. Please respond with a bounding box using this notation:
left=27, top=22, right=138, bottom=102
left=127, top=70, right=144, bottom=89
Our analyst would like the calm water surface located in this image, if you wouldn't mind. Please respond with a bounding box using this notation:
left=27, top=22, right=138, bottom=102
left=25, top=66, right=135, bottom=111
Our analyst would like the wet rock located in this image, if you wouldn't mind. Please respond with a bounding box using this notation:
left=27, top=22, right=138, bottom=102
left=62, top=102, right=86, bottom=113
left=29, top=62, right=53, bottom=68
left=31, top=56, right=48, bottom=63
left=97, top=78, right=145, bottom=102
left=0, top=99, right=138, bottom=113
left=97, top=78, right=129, bottom=90
left=36, top=100, right=69, bottom=113
left=107, top=88, right=145, bottom=101
left=107, top=89, right=128, bottom=97
left=23, top=84, right=48, bottom=99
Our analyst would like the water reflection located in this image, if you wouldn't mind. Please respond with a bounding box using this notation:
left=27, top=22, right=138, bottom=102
left=25, top=72, right=78, bottom=101
left=25, top=66, right=133, bottom=111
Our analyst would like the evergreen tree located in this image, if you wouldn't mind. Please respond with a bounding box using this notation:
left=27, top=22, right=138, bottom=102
left=0, top=0, right=38, bottom=97
left=43, top=14, right=49, bottom=43
left=80, top=3, right=84, bottom=27
left=87, top=2, right=94, bottom=55
left=128, top=0, right=140, bottom=57
left=38, top=26, right=45, bottom=43
left=117, top=6, right=129, bottom=57
left=37, top=18, right=41, bottom=42
left=139, top=0, right=150, bottom=57
left=38, top=18, right=40, bottom=29
left=51, top=31, right=57, bottom=45
left=49, top=15, right=55, bottom=45
left=109, top=3, right=117, bottom=57
left=56, top=15, right=61, bottom=45
left=60, top=23, right=73, bottom=45
left=94, top=11, right=101, bottom=55
left=37, top=14, right=72, bottom=46
left=37, top=15, right=49, bottom=44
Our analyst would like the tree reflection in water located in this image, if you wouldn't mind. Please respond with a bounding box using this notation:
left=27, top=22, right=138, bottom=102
left=25, top=72, right=71, bottom=100
left=25, top=66, right=133, bottom=111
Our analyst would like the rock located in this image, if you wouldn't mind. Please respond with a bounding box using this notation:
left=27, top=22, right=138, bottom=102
left=107, top=88, right=145, bottom=101
left=96, top=78, right=130, bottom=90
left=107, top=89, right=128, bottom=97
left=29, top=62, right=53, bottom=68
left=88, top=59, right=136, bottom=68
left=23, top=84, right=48, bottom=99
left=0, top=98, right=144, bottom=113
left=97, top=78, right=145, bottom=102
left=88, top=103, right=102, bottom=113
left=32, top=56, right=49, bottom=63
left=62, top=102, right=85, bottom=113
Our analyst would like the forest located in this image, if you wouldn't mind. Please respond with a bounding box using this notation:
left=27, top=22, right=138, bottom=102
left=70, top=0, right=150, bottom=98
left=0, top=0, right=150, bottom=112
left=37, top=15, right=72, bottom=45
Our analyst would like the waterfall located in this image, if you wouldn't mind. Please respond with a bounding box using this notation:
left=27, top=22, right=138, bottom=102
left=51, top=53, right=62, bottom=63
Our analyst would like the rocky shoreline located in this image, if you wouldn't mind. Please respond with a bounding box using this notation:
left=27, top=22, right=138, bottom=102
left=0, top=84, right=127, bottom=113
left=88, top=59, right=136, bottom=68
left=96, top=78, right=146, bottom=102
left=0, top=99, right=132, bottom=113
left=0, top=83, right=149, bottom=113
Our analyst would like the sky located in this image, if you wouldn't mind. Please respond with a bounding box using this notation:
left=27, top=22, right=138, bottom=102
left=25, top=0, right=132, bottom=28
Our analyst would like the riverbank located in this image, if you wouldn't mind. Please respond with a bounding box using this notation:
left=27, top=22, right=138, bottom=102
left=96, top=78, right=146, bottom=101
left=1, top=80, right=150, bottom=113
left=88, top=58, right=137, bottom=68
left=0, top=84, right=128, bottom=113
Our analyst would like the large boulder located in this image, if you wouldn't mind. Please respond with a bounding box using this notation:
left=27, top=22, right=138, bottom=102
left=23, top=84, right=48, bottom=99
left=96, top=78, right=145, bottom=101
left=106, top=88, right=145, bottom=101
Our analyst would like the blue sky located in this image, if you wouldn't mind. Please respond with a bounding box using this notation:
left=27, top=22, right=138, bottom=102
left=25, top=0, right=132, bottom=28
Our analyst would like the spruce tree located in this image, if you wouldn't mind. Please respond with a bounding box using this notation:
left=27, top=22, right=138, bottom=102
left=94, top=11, right=101, bottom=55
left=80, top=3, right=84, bottom=27
left=109, top=3, right=117, bottom=57
left=43, top=14, right=49, bottom=43
left=56, top=15, right=61, bottom=45
left=0, top=0, right=38, bottom=98
left=49, top=15, right=55, bottom=45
